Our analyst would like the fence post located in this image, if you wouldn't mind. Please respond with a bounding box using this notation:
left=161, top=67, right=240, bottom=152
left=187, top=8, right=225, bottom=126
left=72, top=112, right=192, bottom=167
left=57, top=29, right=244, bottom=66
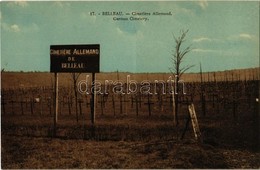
left=112, top=94, right=116, bottom=117
left=1, top=92, right=6, bottom=115
left=53, top=72, right=59, bottom=137
left=90, top=72, right=96, bottom=138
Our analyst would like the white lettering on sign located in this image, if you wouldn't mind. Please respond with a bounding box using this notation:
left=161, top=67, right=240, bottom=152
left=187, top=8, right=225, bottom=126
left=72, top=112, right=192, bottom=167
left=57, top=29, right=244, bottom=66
left=50, top=49, right=71, bottom=55
left=72, top=49, right=99, bottom=55
left=50, top=49, right=99, bottom=56
left=61, top=63, right=84, bottom=68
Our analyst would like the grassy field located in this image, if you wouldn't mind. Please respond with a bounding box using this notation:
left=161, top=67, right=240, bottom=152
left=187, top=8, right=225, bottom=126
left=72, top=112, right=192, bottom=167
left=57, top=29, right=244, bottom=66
left=1, top=69, right=259, bottom=169
left=1, top=113, right=260, bottom=169
left=2, top=132, right=259, bottom=169
left=1, top=67, right=259, bottom=89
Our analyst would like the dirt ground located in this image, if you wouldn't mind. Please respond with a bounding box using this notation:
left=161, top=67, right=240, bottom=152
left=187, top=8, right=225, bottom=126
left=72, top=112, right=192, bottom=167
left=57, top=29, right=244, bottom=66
left=1, top=113, right=259, bottom=169
left=1, top=135, right=259, bottom=169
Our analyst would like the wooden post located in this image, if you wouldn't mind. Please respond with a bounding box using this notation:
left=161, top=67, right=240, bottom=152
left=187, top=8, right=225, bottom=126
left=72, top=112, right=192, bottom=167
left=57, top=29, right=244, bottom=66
left=200, top=63, right=206, bottom=117
left=212, top=93, right=215, bottom=108
left=119, top=94, right=123, bottom=114
left=90, top=72, right=96, bottom=137
left=158, top=94, right=162, bottom=112
left=2, top=94, right=6, bottom=115
left=63, top=96, right=66, bottom=107
left=25, top=97, right=28, bottom=108
left=68, top=96, right=71, bottom=115
left=40, top=97, right=43, bottom=115
left=135, top=95, right=139, bottom=116
left=2, top=102, right=6, bottom=115
left=131, top=95, right=134, bottom=108
left=48, top=97, right=52, bottom=115
left=79, top=98, right=83, bottom=116
left=59, top=99, right=62, bottom=115
left=139, top=94, right=142, bottom=108
left=144, top=94, right=154, bottom=116
left=98, top=95, right=104, bottom=116
left=85, top=96, right=90, bottom=108
left=75, top=93, right=79, bottom=123
left=148, top=94, right=152, bottom=116
left=123, top=95, right=129, bottom=115
left=21, top=99, right=24, bottom=115
left=30, top=98, right=34, bottom=115
left=171, top=83, right=176, bottom=125
left=112, top=94, right=116, bottom=117
left=53, top=72, right=58, bottom=137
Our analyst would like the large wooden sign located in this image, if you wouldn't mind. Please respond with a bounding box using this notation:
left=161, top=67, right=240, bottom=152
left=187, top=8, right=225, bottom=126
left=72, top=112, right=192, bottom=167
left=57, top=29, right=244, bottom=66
left=50, top=44, right=100, bottom=73
left=50, top=44, right=99, bottom=137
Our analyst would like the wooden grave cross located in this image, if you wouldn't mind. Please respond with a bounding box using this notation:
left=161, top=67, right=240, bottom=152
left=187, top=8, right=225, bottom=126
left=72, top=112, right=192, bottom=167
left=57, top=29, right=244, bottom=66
left=121, top=95, right=130, bottom=115
left=20, top=98, right=25, bottom=115
left=144, top=94, right=154, bottom=116
left=112, top=95, right=116, bottom=116
left=134, top=95, right=142, bottom=116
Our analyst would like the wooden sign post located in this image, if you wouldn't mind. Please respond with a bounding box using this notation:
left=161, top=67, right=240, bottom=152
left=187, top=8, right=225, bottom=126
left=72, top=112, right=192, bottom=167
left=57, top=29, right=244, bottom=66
left=54, top=72, right=58, bottom=136
left=50, top=44, right=100, bottom=138
left=91, top=72, right=95, bottom=125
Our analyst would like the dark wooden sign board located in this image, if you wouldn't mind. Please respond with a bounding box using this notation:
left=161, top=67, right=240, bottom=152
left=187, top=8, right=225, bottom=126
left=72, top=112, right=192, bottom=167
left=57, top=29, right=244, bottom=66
left=50, top=44, right=100, bottom=73
left=50, top=44, right=100, bottom=137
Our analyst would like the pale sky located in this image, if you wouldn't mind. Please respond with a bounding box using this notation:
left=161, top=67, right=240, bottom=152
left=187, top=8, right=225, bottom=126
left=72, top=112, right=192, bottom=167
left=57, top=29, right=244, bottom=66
left=1, top=1, right=259, bottom=73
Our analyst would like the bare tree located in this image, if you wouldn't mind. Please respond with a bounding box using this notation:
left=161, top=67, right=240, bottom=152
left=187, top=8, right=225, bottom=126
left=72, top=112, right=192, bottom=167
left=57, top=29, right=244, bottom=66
left=170, top=29, right=194, bottom=126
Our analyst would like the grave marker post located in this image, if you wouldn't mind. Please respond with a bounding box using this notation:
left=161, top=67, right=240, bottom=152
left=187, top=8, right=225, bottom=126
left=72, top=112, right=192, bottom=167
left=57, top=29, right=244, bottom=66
left=53, top=73, right=58, bottom=136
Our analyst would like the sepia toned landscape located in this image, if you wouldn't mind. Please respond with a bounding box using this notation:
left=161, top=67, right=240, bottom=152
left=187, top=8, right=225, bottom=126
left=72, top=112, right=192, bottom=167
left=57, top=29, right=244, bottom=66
left=1, top=68, right=259, bottom=168
left=1, top=1, right=259, bottom=169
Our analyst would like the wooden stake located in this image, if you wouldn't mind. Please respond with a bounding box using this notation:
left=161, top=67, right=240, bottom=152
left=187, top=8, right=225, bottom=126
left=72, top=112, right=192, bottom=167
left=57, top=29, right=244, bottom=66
left=144, top=94, right=154, bottom=116
left=40, top=97, right=43, bottom=115
left=53, top=72, right=58, bottom=137
left=91, top=72, right=95, bottom=126
left=30, top=98, right=33, bottom=115
left=112, top=95, right=116, bottom=116
left=79, top=98, right=83, bottom=116
left=200, top=63, right=206, bottom=117
left=119, top=94, right=123, bottom=114
left=68, top=96, right=71, bottom=115
left=21, top=100, right=24, bottom=115
left=171, top=84, right=176, bottom=125
left=123, top=95, right=129, bottom=115
left=47, top=97, right=51, bottom=115
left=2, top=100, right=6, bottom=115
left=135, top=95, right=139, bottom=116
left=90, top=72, right=96, bottom=138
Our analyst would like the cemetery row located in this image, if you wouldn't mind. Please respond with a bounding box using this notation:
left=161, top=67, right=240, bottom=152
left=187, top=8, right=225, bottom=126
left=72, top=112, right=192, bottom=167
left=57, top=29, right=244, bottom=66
left=1, top=80, right=258, bottom=119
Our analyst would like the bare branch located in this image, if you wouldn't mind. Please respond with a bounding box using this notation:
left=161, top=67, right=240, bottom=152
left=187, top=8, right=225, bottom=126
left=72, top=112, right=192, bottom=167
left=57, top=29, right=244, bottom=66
left=180, top=65, right=195, bottom=77
left=170, top=29, right=194, bottom=77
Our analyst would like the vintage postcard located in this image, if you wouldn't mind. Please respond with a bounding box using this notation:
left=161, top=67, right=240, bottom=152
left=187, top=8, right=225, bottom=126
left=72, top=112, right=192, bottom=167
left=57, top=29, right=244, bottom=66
left=1, top=1, right=259, bottom=169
